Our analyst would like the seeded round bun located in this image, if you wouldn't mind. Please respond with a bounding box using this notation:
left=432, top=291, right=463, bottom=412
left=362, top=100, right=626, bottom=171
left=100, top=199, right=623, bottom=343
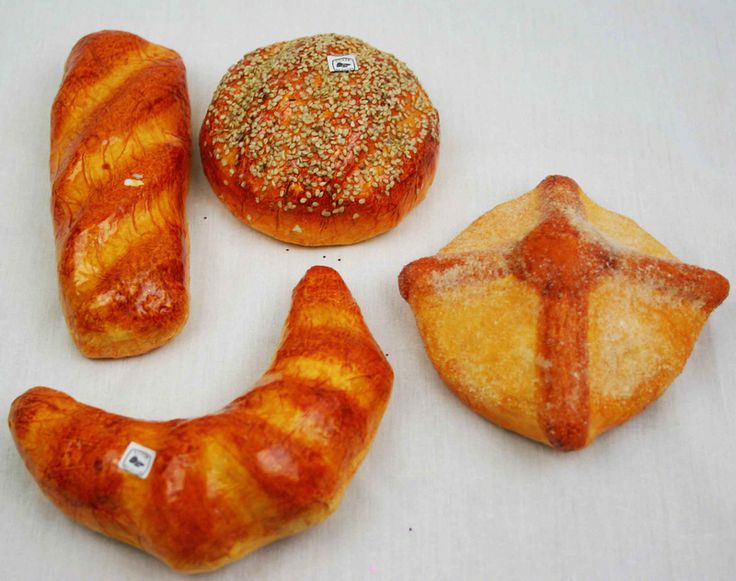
left=200, top=34, right=440, bottom=246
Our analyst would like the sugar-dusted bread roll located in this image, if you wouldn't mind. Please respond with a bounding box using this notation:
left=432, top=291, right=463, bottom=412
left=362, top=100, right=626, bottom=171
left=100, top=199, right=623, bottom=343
left=51, top=30, right=191, bottom=358
left=200, top=33, right=439, bottom=246
left=400, top=176, right=729, bottom=450
left=9, top=267, right=393, bottom=572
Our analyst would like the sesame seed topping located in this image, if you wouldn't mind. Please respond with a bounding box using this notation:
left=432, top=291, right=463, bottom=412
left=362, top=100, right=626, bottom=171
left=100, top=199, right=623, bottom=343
left=204, top=33, right=439, bottom=227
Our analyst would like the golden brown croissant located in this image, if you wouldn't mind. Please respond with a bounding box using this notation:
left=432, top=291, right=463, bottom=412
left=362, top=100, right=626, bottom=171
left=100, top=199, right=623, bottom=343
left=399, top=176, right=729, bottom=450
left=51, top=30, right=191, bottom=358
left=9, top=266, right=392, bottom=572
left=200, top=33, right=439, bottom=246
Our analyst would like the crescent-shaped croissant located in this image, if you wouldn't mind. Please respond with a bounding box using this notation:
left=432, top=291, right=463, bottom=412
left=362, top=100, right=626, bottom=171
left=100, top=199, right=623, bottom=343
left=51, top=30, right=191, bottom=358
left=9, top=267, right=392, bottom=572
left=399, top=176, right=729, bottom=450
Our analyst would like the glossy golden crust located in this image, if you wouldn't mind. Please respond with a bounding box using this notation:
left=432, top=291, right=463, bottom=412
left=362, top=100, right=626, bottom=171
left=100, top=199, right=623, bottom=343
left=51, top=30, right=191, bottom=358
left=200, top=33, right=439, bottom=246
left=399, top=176, right=729, bottom=450
left=9, top=266, right=392, bottom=572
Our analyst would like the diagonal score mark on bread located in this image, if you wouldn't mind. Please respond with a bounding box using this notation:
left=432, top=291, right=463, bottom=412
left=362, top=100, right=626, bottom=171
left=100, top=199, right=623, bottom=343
left=50, top=31, right=191, bottom=358
left=50, top=33, right=180, bottom=179
left=53, top=106, right=187, bottom=233
left=399, top=176, right=729, bottom=450
left=9, top=266, right=393, bottom=573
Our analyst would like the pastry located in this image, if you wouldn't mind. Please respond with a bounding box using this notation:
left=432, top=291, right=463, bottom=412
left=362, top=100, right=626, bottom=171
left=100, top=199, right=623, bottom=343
left=51, top=30, right=191, bottom=358
left=399, top=176, right=729, bottom=450
left=200, top=33, right=439, bottom=246
left=9, top=266, right=392, bottom=572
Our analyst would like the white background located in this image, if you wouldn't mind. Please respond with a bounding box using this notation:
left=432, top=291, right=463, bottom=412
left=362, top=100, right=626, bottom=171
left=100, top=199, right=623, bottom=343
left=1, top=1, right=734, bottom=579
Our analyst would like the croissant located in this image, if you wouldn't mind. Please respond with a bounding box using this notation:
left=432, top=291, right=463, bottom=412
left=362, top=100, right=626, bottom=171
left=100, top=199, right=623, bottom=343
left=399, top=176, right=729, bottom=450
left=9, top=266, right=392, bottom=572
left=51, top=30, right=191, bottom=358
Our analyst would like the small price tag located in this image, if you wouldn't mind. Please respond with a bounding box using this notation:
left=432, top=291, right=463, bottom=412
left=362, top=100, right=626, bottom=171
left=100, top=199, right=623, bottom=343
left=118, top=441, right=157, bottom=479
left=327, top=54, right=358, bottom=73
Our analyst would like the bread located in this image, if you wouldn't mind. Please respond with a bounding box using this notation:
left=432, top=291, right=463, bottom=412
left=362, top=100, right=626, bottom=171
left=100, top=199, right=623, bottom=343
left=200, top=33, right=439, bottom=246
left=399, top=176, right=729, bottom=450
left=9, top=266, right=393, bottom=572
left=51, top=30, right=191, bottom=358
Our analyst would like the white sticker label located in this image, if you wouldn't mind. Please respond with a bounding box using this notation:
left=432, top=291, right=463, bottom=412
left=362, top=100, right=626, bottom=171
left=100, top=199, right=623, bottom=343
left=327, top=54, right=358, bottom=73
left=118, top=441, right=157, bottom=479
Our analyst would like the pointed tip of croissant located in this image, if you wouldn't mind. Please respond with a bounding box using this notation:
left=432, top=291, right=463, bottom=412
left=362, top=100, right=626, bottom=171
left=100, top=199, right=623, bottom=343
left=303, top=265, right=342, bottom=280
left=9, top=386, right=65, bottom=424
left=9, top=387, right=72, bottom=451
left=289, top=266, right=362, bottom=321
left=296, top=266, right=348, bottom=298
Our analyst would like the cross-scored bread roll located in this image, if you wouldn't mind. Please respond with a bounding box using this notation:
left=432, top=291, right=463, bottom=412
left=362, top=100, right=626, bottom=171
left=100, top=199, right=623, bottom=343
left=399, top=176, right=729, bottom=450
left=200, top=33, right=439, bottom=246
left=51, top=30, right=191, bottom=358
left=9, top=266, right=392, bottom=572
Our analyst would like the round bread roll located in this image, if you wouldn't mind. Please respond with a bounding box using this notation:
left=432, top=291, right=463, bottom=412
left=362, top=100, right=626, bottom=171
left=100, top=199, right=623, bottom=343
left=200, top=34, right=440, bottom=246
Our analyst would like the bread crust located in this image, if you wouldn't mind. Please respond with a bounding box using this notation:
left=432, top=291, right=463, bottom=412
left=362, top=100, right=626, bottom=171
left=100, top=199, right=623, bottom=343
left=400, top=176, right=729, bottom=450
left=200, top=34, right=439, bottom=246
left=9, top=266, right=393, bottom=572
left=51, top=30, right=191, bottom=358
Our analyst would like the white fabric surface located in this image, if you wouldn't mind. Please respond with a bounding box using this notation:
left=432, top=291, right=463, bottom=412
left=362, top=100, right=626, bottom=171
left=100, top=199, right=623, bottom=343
left=1, top=1, right=734, bottom=579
